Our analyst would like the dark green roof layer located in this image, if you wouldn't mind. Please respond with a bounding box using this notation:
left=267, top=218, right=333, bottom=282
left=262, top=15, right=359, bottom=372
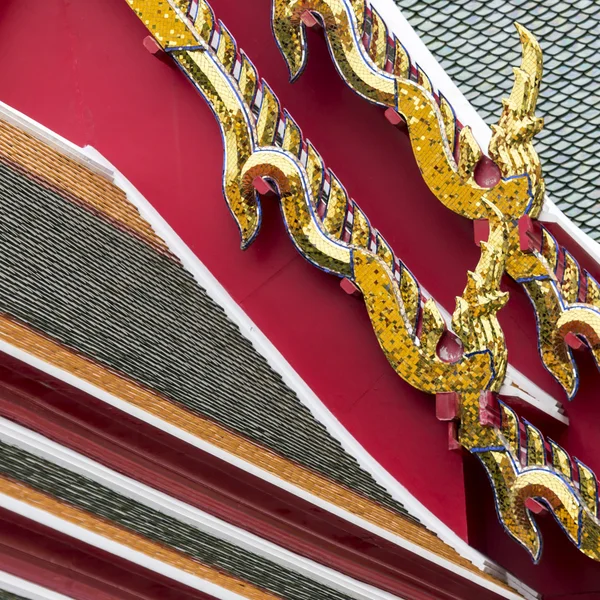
left=0, top=157, right=413, bottom=520
left=395, top=0, right=600, bottom=240
left=0, top=592, right=26, bottom=600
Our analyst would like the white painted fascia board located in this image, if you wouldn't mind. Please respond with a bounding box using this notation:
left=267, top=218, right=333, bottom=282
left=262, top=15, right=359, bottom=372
left=0, top=101, right=539, bottom=598
left=0, top=418, right=408, bottom=600
left=0, top=572, right=76, bottom=600
left=370, top=0, right=600, bottom=264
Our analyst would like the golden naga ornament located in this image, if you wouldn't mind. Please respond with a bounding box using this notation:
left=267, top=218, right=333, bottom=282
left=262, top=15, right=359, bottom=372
left=460, top=392, right=600, bottom=562
left=271, top=0, right=600, bottom=400
left=126, top=0, right=600, bottom=563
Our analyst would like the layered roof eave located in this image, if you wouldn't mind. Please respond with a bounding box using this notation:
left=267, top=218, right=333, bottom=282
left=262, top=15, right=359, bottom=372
left=0, top=99, right=536, bottom=600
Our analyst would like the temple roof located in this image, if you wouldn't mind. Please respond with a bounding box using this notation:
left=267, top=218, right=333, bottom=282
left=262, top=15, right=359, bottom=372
left=395, top=0, right=600, bottom=240
left=0, top=101, right=530, bottom=598
left=0, top=115, right=410, bottom=519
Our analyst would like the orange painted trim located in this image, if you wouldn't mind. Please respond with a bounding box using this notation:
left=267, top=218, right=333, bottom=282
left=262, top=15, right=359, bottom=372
left=0, top=118, right=172, bottom=257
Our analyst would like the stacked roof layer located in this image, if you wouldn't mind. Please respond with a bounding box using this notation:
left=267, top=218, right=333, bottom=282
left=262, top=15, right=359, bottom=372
left=395, top=0, right=600, bottom=239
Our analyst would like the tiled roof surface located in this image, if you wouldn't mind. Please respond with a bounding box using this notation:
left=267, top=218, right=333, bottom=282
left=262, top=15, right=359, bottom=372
left=0, top=592, right=25, bottom=600
left=0, top=441, right=359, bottom=600
left=0, top=157, right=411, bottom=518
left=395, top=0, right=600, bottom=240
left=0, top=118, right=417, bottom=520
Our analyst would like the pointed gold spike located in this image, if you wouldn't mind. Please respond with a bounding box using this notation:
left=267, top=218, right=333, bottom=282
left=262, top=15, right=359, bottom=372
left=350, top=204, right=370, bottom=248
left=216, top=25, right=237, bottom=73
left=322, top=173, right=349, bottom=239
left=239, top=54, right=259, bottom=109
left=576, top=460, right=599, bottom=517
left=561, top=251, right=581, bottom=304
left=257, top=85, right=281, bottom=147
left=499, top=403, right=520, bottom=457
left=457, top=127, right=481, bottom=181
left=282, top=115, right=302, bottom=158
left=368, top=9, right=388, bottom=70
left=376, top=233, right=394, bottom=270
left=550, top=440, right=572, bottom=479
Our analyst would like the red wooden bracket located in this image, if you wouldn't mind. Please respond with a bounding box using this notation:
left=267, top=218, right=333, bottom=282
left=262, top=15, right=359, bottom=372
left=384, top=108, right=407, bottom=129
left=301, top=11, right=320, bottom=28
left=252, top=176, right=278, bottom=198
left=564, top=331, right=585, bottom=351
left=436, top=392, right=460, bottom=421
left=448, top=421, right=462, bottom=452
left=518, top=215, right=542, bottom=254
left=143, top=35, right=165, bottom=57
left=479, top=391, right=500, bottom=428
left=340, top=278, right=361, bottom=297
left=525, top=498, right=547, bottom=515
left=473, top=219, right=489, bottom=247
left=436, top=393, right=462, bottom=451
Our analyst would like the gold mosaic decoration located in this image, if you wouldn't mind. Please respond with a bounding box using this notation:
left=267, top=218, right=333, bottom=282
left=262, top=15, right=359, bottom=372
left=460, top=393, right=600, bottom=562
left=127, top=0, right=508, bottom=397
left=271, top=0, right=600, bottom=400
left=126, top=0, right=600, bottom=563
left=272, top=0, right=532, bottom=220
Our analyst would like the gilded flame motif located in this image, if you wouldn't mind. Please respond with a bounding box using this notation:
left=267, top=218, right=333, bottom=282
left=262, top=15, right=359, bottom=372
left=271, top=0, right=600, bottom=401
left=269, top=0, right=600, bottom=560
left=460, top=393, right=600, bottom=561
left=126, top=0, right=600, bottom=563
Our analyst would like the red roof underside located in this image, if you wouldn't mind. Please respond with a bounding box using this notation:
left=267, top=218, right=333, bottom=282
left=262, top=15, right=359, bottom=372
left=1, top=0, right=600, bottom=595
left=0, top=507, right=216, bottom=600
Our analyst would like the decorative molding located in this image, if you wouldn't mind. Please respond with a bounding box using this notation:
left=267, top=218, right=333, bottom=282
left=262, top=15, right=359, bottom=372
left=0, top=572, right=76, bottom=600
left=0, top=418, right=409, bottom=600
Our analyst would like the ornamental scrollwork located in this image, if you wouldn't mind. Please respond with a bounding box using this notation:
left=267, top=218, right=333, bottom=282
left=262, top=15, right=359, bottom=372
left=127, top=0, right=600, bottom=563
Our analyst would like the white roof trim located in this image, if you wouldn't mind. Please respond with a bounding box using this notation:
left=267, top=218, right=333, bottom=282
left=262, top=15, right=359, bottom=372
left=0, top=100, right=539, bottom=599
left=0, top=571, right=76, bottom=600
left=371, top=0, right=600, bottom=264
